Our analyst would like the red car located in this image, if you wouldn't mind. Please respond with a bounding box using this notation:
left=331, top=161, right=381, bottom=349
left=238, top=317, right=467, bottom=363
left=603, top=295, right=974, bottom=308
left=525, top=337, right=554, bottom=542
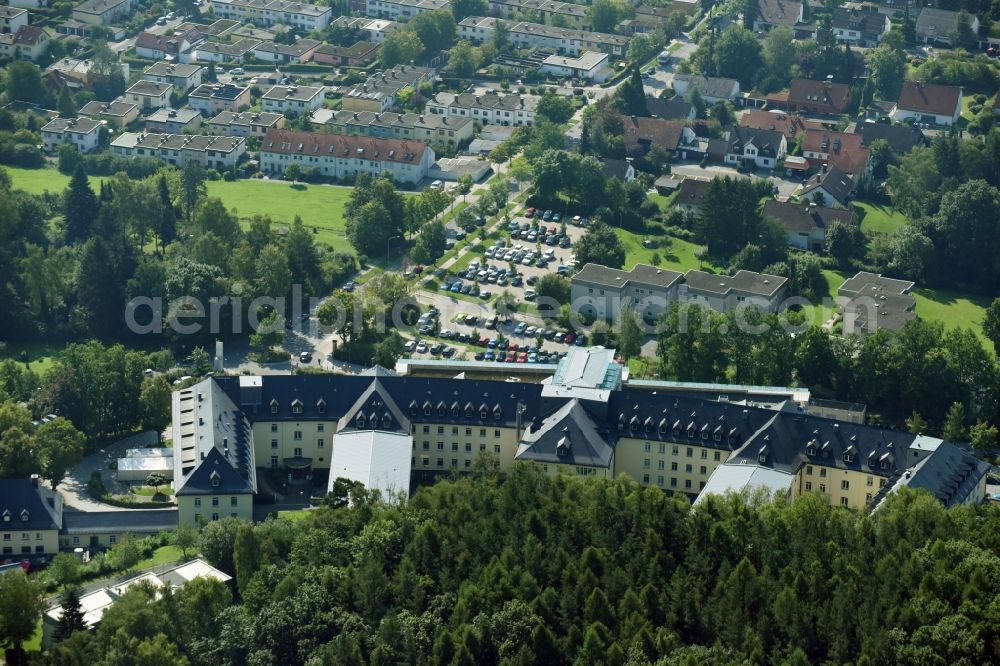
left=508, top=343, right=519, bottom=353
left=563, top=332, right=576, bottom=345
left=505, top=351, right=516, bottom=362
left=525, top=208, right=536, bottom=218
left=478, top=337, right=490, bottom=346
left=517, top=352, right=528, bottom=363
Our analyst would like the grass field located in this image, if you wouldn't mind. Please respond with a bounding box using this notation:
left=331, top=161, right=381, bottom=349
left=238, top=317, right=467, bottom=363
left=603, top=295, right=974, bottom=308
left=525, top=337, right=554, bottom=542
left=0, top=341, right=62, bottom=375
left=6, top=166, right=73, bottom=195
left=132, top=545, right=185, bottom=571
left=617, top=228, right=706, bottom=273
left=913, top=287, right=990, bottom=340
left=206, top=179, right=354, bottom=250
left=278, top=508, right=315, bottom=522
left=853, top=200, right=907, bottom=236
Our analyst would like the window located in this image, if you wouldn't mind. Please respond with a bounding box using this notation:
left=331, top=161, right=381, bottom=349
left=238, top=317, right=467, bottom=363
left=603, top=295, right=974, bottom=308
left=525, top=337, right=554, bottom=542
left=805, top=481, right=812, bottom=491
left=437, top=458, right=444, bottom=467
left=701, top=450, right=707, bottom=459
left=270, top=456, right=278, bottom=468
left=437, top=442, right=444, bottom=451
left=819, top=468, right=827, bottom=478
left=480, top=443, right=486, bottom=451
left=819, top=484, right=826, bottom=493
left=494, top=429, right=501, bottom=437
left=423, top=426, right=430, bottom=434
left=212, top=497, right=219, bottom=507
left=452, top=443, right=458, bottom=452
left=866, top=476, right=873, bottom=486
left=841, top=480, right=850, bottom=490
left=643, top=443, right=651, bottom=453
left=865, top=493, right=872, bottom=503
left=670, top=477, right=677, bottom=487
left=685, top=464, right=692, bottom=473
left=494, top=445, right=501, bottom=454
left=72, top=536, right=79, bottom=545
left=658, top=460, right=665, bottom=470
left=643, top=474, right=650, bottom=484
left=806, top=465, right=813, bottom=475
left=212, top=513, right=219, bottom=521
left=671, top=462, right=678, bottom=471
left=686, top=447, right=693, bottom=457
left=451, top=427, right=458, bottom=436
left=195, top=498, right=202, bottom=507
left=480, top=428, right=486, bottom=437
left=840, top=497, right=849, bottom=507
left=293, top=431, right=302, bottom=441
left=843, top=453, right=854, bottom=463
left=659, top=443, right=666, bottom=454
left=465, top=443, right=471, bottom=452
left=437, top=426, right=444, bottom=435
left=684, top=479, right=692, bottom=489
left=700, top=466, right=707, bottom=475
left=1, top=547, right=9, bottom=555
left=714, top=452, right=721, bottom=461
left=271, top=423, right=278, bottom=432
left=317, top=424, right=324, bottom=432
left=271, top=439, right=278, bottom=449
left=421, top=456, right=429, bottom=466
left=317, top=438, right=324, bottom=448
left=231, top=496, right=238, bottom=506
left=643, top=459, right=650, bottom=469
left=672, top=446, right=679, bottom=455
left=657, top=475, right=664, bottom=486
left=465, top=428, right=472, bottom=436
left=195, top=514, right=202, bottom=523
left=109, top=535, right=117, bottom=544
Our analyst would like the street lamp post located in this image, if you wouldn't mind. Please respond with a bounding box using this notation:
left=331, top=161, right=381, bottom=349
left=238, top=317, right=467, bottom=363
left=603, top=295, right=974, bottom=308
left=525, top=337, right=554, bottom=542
left=386, top=235, right=401, bottom=267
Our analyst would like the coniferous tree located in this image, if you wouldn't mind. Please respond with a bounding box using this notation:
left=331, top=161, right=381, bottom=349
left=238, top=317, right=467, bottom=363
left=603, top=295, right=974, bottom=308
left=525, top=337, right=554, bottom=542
left=57, top=86, right=77, bottom=118
left=63, top=163, right=98, bottom=244
left=156, top=174, right=176, bottom=251
left=54, top=588, right=86, bottom=642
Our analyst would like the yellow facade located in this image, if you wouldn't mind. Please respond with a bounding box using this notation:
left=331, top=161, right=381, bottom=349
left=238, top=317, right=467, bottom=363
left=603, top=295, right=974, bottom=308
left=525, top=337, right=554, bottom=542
left=1, top=529, right=58, bottom=557
left=59, top=531, right=142, bottom=550
left=177, top=493, right=253, bottom=525
left=614, top=437, right=727, bottom=494
left=793, top=464, right=888, bottom=510
left=253, top=420, right=336, bottom=471
left=409, top=423, right=521, bottom=473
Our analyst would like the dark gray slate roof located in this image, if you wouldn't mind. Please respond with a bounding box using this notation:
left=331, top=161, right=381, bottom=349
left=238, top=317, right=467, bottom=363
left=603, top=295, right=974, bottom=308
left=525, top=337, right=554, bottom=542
left=62, top=510, right=177, bottom=534
left=516, top=399, right=613, bottom=467
left=762, top=199, right=854, bottom=234
left=854, top=121, right=926, bottom=154
left=800, top=165, right=856, bottom=205
left=878, top=440, right=989, bottom=508
left=0, top=479, right=61, bottom=531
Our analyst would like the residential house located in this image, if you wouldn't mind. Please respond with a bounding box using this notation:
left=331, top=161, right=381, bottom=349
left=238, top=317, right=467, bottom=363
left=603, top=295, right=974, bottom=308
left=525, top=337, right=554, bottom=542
left=891, top=81, right=962, bottom=126
left=754, top=0, right=803, bottom=32
left=0, top=25, right=50, bottom=61
left=331, top=16, right=400, bottom=43
left=262, top=84, right=324, bottom=114
left=79, top=99, right=139, bottom=128
left=194, top=38, right=262, bottom=63
left=853, top=120, right=926, bottom=155
left=0, top=7, right=29, bottom=34
left=570, top=263, right=685, bottom=323
left=365, top=0, right=450, bottom=20
left=679, top=269, right=788, bottom=314
left=762, top=199, right=855, bottom=251
left=799, top=165, right=856, bottom=208
left=111, top=132, right=247, bottom=169
left=208, top=110, right=285, bottom=137
left=915, top=7, right=979, bottom=45
left=739, top=109, right=824, bottom=142
left=145, top=107, right=203, bottom=133
left=252, top=38, right=321, bottom=63
left=833, top=4, right=891, bottom=45
left=58, top=510, right=176, bottom=551
left=672, top=74, right=740, bottom=104
left=311, top=41, right=380, bottom=66
left=0, top=476, right=62, bottom=558
left=838, top=271, right=916, bottom=334
left=72, top=0, right=132, bottom=25
left=426, top=91, right=539, bottom=126
left=619, top=115, right=692, bottom=157
left=259, top=128, right=435, bottom=183
left=488, top=0, right=586, bottom=29
left=209, top=0, right=332, bottom=30
left=134, top=29, right=200, bottom=61
left=458, top=18, right=631, bottom=57
left=720, top=125, right=787, bottom=169
left=341, top=64, right=434, bottom=112
left=600, top=157, right=635, bottom=182
left=801, top=129, right=871, bottom=175
left=539, top=52, right=611, bottom=82
left=777, top=78, right=853, bottom=115
left=124, top=80, right=173, bottom=111
left=675, top=177, right=711, bottom=214
left=645, top=96, right=695, bottom=121
left=143, top=61, right=204, bottom=92
left=317, top=109, right=474, bottom=146
left=41, top=116, right=102, bottom=153
left=188, top=83, right=252, bottom=114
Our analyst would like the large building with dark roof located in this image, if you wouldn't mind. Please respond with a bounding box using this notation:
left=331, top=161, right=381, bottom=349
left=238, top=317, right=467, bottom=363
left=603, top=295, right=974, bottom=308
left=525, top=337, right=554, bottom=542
left=169, top=349, right=990, bottom=520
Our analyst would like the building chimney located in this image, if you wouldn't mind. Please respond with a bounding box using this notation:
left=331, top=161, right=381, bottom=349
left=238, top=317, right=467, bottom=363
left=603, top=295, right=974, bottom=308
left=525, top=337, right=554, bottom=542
left=30, top=474, right=39, bottom=487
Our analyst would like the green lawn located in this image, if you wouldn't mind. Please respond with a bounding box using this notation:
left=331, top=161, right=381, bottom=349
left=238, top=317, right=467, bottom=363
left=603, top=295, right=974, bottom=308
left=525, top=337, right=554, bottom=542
left=206, top=180, right=355, bottom=251
left=616, top=228, right=705, bottom=273
left=278, top=508, right=314, bottom=522
left=6, top=166, right=73, bottom=195
left=853, top=200, right=907, bottom=236
left=0, top=341, right=62, bottom=375
left=132, top=544, right=184, bottom=571
left=25, top=619, right=42, bottom=652
left=913, top=287, right=990, bottom=340
left=650, top=191, right=677, bottom=212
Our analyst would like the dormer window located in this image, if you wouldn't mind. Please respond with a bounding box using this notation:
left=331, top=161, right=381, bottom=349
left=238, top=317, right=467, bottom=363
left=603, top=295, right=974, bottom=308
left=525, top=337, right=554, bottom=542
left=20, top=510, right=28, bottom=522
left=806, top=445, right=816, bottom=456
left=630, top=420, right=639, bottom=433
left=409, top=401, right=418, bottom=416
left=382, top=414, right=391, bottom=428
left=424, top=406, right=431, bottom=416
left=1, top=510, right=9, bottom=523
left=452, top=403, right=460, bottom=418
left=880, top=460, right=889, bottom=470
left=291, top=399, right=303, bottom=415
left=437, top=403, right=446, bottom=417
left=356, top=414, right=366, bottom=428
left=494, top=407, right=502, bottom=421
left=686, top=427, right=695, bottom=438
left=466, top=407, right=474, bottom=419
left=270, top=399, right=279, bottom=415
left=210, top=471, right=221, bottom=487
left=317, top=399, right=327, bottom=414
left=480, top=409, right=488, bottom=419
left=843, top=453, right=854, bottom=463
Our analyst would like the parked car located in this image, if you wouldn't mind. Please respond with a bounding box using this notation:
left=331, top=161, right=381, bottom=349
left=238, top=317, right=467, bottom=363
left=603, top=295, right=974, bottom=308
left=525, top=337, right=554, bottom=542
left=404, top=340, right=417, bottom=352
left=515, top=322, right=527, bottom=335
left=416, top=341, right=428, bottom=353
left=525, top=208, right=536, bottom=218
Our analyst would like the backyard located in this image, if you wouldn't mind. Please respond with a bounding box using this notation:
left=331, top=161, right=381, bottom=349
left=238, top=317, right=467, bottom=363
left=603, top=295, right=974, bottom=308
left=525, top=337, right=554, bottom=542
left=616, top=228, right=706, bottom=273
left=852, top=199, right=907, bottom=236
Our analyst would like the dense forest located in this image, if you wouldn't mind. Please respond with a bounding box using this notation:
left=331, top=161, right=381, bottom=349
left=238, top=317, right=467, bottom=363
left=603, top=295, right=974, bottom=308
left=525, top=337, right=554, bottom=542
left=29, top=466, right=1000, bottom=665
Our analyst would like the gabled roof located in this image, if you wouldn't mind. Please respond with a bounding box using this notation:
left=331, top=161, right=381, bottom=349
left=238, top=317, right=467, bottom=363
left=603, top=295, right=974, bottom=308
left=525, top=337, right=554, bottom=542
left=874, top=440, right=989, bottom=509
left=800, top=165, right=856, bottom=205
left=832, top=5, right=887, bottom=38
left=895, top=81, right=962, bottom=117
left=261, top=128, right=428, bottom=165
left=726, top=125, right=785, bottom=158
left=336, top=378, right=410, bottom=433
left=673, top=74, right=739, bottom=100
left=802, top=129, right=870, bottom=174
left=516, top=399, right=613, bottom=468
left=788, top=78, right=852, bottom=113
left=854, top=121, right=926, bottom=154
left=740, top=110, right=823, bottom=140
left=644, top=96, right=694, bottom=120
left=573, top=262, right=683, bottom=291
left=619, top=114, right=685, bottom=152
left=756, top=0, right=802, bottom=27
left=676, top=177, right=711, bottom=206
left=683, top=269, right=788, bottom=298
left=599, top=157, right=631, bottom=181
left=762, top=199, right=854, bottom=234
left=915, top=7, right=970, bottom=38
left=0, top=478, right=61, bottom=531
